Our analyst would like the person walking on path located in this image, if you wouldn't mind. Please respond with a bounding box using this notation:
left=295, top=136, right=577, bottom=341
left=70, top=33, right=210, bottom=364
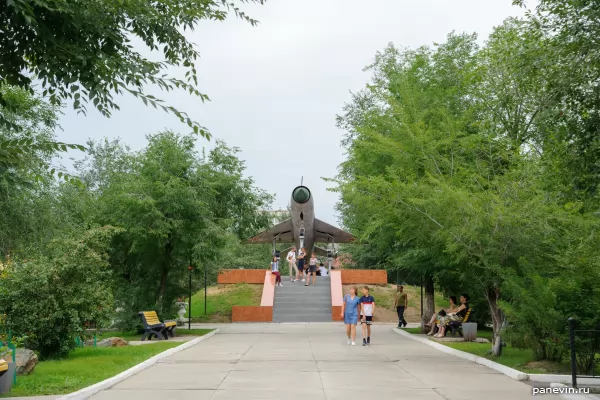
left=394, top=285, right=408, bottom=328
left=360, top=286, right=375, bottom=346
left=270, top=256, right=282, bottom=287
left=297, top=247, right=306, bottom=282
left=341, top=286, right=361, bottom=346
left=306, top=253, right=318, bottom=286
left=287, top=246, right=298, bottom=282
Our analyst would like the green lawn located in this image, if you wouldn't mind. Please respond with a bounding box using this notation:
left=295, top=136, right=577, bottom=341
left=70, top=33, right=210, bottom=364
left=401, top=326, right=493, bottom=339
left=186, top=283, right=262, bottom=322
left=96, top=328, right=212, bottom=342
left=1, top=343, right=181, bottom=397
left=401, top=327, right=570, bottom=374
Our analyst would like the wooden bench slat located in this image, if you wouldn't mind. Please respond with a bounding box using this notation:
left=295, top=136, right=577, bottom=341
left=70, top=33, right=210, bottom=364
left=139, top=311, right=177, bottom=341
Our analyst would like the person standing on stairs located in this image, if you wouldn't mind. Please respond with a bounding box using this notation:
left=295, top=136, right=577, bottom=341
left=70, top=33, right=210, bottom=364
left=306, top=253, right=318, bottom=286
left=341, top=286, right=361, bottom=346
left=297, top=247, right=306, bottom=282
left=287, top=246, right=298, bottom=282
left=270, top=256, right=282, bottom=287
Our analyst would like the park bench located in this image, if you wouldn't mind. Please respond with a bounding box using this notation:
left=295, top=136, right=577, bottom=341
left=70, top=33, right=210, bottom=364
left=0, top=359, right=7, bottom=378
left=138, top=311, right=177, bottom=341
left=432, top=308, right=474, bottom=336
left=447, top=308, right=473, bottom=337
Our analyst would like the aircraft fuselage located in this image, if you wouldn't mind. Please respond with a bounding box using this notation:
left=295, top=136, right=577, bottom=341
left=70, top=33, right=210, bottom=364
left=291, top=185, right=315, bottom=258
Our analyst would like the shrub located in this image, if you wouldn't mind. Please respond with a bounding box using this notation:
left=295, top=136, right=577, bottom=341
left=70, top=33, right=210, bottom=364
left=0, top=227, right=119, bottom=359
left=501, top=273, right=566, bottom=361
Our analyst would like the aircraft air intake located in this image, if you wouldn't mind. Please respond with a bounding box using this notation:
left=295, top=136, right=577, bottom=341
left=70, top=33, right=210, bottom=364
left=292, top=186, right=311, bottom=203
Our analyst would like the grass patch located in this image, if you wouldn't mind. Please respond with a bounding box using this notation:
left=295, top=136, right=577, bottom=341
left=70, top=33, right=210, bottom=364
left=402, top=327, right=423, bottom=334
left=398, top=326, right=493, bottom=340
left=1, top=343, right=181, bottom=397
left=402, top=328, right=570, bottom=374
left=96, top=328, right=212, bottom=342
left=444, top=342, right=571, bottom=374
left=186, top=283, right=262, bottom=322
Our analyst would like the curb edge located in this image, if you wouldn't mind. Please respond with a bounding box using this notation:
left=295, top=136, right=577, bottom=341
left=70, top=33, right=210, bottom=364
left=56, top=328, right=219, bottom=400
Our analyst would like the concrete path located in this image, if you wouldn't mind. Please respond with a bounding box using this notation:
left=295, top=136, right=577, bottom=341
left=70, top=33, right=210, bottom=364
left=88, top=323, right=560, bottom=400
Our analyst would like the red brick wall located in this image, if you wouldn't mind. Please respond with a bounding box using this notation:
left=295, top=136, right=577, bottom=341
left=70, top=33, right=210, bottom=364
left=232, top=306, right=273, bottom=322
left=341, top=269, right=387, bottom=284
left=217, top=269, right=266, bottom=284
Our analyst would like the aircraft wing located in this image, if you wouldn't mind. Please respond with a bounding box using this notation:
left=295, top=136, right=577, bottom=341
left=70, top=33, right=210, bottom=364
left=313, top=218, right=356, bottom=243
left=243, top=219, right=295, bottom=244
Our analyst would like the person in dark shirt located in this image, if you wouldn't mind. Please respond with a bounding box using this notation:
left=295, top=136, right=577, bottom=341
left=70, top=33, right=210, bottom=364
left=394, top=285, right=408, bottom=328
left=435, top=293, right=469, bottom=337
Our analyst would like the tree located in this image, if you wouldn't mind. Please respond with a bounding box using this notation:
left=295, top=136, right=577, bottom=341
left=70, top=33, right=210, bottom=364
left=0, top=0, right=264, bottom=136
left=72, top=132, right=271, bottom=328
left=0, top=227, right=118, bottom=359
left=0, top=85, right=79, bottom=258
left=0, top=85, right=83, bottom=184
left=333, top=33, right=482, bottom=328
left=332, top=24, right=600, bottom=359
left=0, top=1, right=266, bottom=181
left=513, top=0, right=600, bottom=204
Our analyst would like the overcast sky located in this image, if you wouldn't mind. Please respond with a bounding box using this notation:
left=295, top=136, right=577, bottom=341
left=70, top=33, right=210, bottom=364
left=56, top=0, right=531, bottom=227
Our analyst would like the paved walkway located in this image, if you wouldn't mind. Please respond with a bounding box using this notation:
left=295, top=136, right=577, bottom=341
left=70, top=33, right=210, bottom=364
left=87, top=323, right=559, bottom=400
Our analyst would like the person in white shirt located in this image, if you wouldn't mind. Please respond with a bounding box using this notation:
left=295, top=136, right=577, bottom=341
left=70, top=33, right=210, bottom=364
left=287, top=246, right=299, bottom=282
left=270, top=256, right=282, bottom=287
left=318, top=262, right=328, bottom=276
left=306, top=253, right=319, bottom=286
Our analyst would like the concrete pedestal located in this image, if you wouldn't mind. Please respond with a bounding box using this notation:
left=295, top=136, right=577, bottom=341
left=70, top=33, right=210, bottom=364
left=0, top=362, right=15, bottom=394
left=462, top=322, right=478, bottom=341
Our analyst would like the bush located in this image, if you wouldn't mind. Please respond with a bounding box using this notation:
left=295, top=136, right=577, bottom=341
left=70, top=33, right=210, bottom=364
left=501, top=273, right=566, bottom=361
left=0, top=227, right=118, bottom=359
left=501, top=258, right=600, bottom=364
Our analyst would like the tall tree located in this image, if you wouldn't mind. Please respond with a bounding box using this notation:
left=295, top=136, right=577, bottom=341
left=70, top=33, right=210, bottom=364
left=0, top=0, right=264, bottom=135
left=0, top=1, right=266, bottom=181
left=73, top=132, right=271, bottom=327
left=514, top=0, right=600, bottom=204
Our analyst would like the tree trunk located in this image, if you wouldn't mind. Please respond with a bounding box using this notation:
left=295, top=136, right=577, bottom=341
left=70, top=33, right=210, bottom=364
left=157, top=239, right=173, bottom=311
left=421, top=273, right=435, bottom=333
left=486, top=285, right=505, bottom=356
left=158, top=268, right=168, bottom=307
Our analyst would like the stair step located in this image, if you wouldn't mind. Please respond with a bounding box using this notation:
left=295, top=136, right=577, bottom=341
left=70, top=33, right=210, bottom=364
left=273, top=306, right=331, bottom=312
left=275, top=292, right=330, bottom=297
left=272, top=276, right=333, bottom=322
left=275, top=297, right=331, bottom=302
left=273, top=315, right=332, bottom=322
left=273, top=312, right=331, bottom=317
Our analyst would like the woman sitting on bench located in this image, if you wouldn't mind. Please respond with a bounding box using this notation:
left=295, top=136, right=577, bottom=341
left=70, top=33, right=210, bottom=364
left=435, top=293, right=469, bottom=338
left=425, top=295, right=458, bottom=336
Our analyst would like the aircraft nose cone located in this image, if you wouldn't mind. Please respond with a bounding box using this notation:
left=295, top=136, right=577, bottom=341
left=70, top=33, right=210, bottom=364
left=293, top=187, right=310, bottom=203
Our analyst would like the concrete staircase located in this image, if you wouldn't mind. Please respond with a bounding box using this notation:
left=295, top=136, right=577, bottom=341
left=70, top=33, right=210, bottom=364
left=272, top=276, right=332, bottom=322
